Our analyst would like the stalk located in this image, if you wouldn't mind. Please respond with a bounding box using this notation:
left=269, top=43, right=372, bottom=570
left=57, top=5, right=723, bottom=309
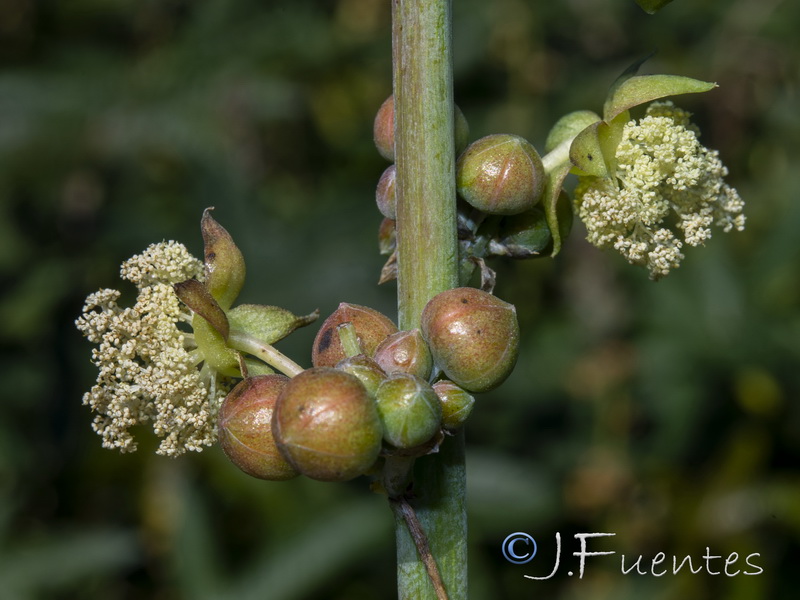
left=392, top=0, right=466, bottom=598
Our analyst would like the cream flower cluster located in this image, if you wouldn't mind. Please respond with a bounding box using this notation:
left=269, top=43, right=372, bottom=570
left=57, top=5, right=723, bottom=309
left=76, top=241, right=229, bottom=456
left=575, top=102, right=745, bottom=279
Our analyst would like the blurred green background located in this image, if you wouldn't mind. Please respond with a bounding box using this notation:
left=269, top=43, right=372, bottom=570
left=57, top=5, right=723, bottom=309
left=1, top=0, right=798, bottom=598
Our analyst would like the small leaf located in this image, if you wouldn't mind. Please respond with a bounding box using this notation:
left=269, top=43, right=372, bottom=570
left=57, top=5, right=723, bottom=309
left=604, top=74, right=717, bottom=121
left=597, top=110, right=630, bottom=176
left=192, top=315, right=240, bottom=376
left=569, top=122, right=609, bottom=178
left=635, top=0, right=675, bottom=15
left=228, top=304, right=319, bottom=345
left=544, top=110, right=601, bottom=153
left=242, top=357, right=275, bottom=376
left=201, top=207, right=246, bottom=310
left=543, top=162, right=572, bottom=256
left=174, top=278, right=230, bottom=339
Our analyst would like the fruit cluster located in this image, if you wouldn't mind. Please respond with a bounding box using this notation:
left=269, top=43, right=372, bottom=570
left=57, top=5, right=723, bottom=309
left=373, top=94, right=572, bottom=290
left=218, top=287, right=519, bottom=484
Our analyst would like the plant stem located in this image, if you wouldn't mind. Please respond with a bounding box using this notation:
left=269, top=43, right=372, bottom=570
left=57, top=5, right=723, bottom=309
left=392, top=1, right=466, bottom=599
left=227, top=331, right=305, bottom=377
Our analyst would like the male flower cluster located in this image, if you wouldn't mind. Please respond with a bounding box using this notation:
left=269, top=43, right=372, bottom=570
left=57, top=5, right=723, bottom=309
left=76, top=241, right=229, bottom=456
left=575, top=102, right=745, bottom=279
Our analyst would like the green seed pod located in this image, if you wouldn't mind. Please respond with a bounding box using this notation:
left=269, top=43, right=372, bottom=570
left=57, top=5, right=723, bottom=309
left=312, top=303, right=398, bottom=367
left=374, top=95, right=470, bottom=162
left=421, top=287, right=519, bottom=393
left=376, top=165, right=397, bottom=220
left=375, top=373, right=442, bottom=449
left=373, top=329, right=433, bottom=380
left=335, top=354, right=387, bottom=397
left=201, top=208, right=246, bottom=310
left=218, top=375, right=298, bottom=481
left=456, top=134, right=545, bottom=215
left=272, top=368, right=383, bottom=482
left=432, top=380, right=476, bottom=431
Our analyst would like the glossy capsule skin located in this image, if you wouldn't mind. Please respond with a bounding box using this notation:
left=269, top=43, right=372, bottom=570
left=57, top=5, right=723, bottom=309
left=272, top=368, right=383, bottom=482
left=421, top=287, right=519, bottom=393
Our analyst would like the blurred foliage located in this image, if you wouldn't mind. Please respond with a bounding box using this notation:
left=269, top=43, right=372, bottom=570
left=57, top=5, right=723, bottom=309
left=0, top=0, right=798, bottom=598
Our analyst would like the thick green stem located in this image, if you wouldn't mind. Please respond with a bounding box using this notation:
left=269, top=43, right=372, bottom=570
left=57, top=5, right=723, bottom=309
left=392, top=0, right=466, bottom=598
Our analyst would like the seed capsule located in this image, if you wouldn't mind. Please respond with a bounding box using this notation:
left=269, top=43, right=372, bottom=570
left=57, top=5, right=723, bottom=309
left=335, top=354, right=387, bottom=397
left=312, top=303, right=398, bottom=367
left=373, top=329, right=433, bottom=380
left=456, top=134, right=545, bottom=215
left=218, top=375, right=298, bottom=481
left=373, top=95, right=470, bottom=162
left=376, top=165, right=397, bottom=220
left=432, top=380, right=476, bottom=431
left=272, top=368, right=383, bottom=482
left=375, top=373, right=442, bottom=449
left=421, top=287, right=519, bottom=392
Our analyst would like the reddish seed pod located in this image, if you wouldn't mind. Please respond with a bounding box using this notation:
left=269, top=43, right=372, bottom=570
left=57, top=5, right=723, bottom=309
left=272, top=368, right=383, bottom=482
left=312, top=303, right=398, bottom=367
left=456, top=134, right=545, bottom=215
left=373, top=329, right=433, bottom=380
left=374, top=95, right=470, bottom=162
left=376, top=165, right=397, bottom=220
left=421, top=287, right=519, bottom=393
left=218, top=375, right=298, bottom=481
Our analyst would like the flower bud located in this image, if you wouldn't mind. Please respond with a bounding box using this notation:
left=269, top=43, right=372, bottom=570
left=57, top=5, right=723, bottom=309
left=421, top=287, right=519, bottom=392
left=335, top=354, right=387, bottom=397
left=432, top=380, right=475, bottom=431
left=272, top=368, right=383, bottom=482
left=375, top=373, right=442, bottom=449
left=456, top=134, right=545, bottom=215
left=218, top=375, right=298, bottom=481
left=374, top=95, right=469, bottom=162
left=373, top=329, right=433, bottom=380
left=376, top=165, right=397, bottom=220
left=312, top=303, right=398, bottom=367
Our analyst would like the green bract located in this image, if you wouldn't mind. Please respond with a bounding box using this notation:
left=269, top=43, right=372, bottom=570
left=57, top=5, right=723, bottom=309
left=565, top=62, right=716, bottom=182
